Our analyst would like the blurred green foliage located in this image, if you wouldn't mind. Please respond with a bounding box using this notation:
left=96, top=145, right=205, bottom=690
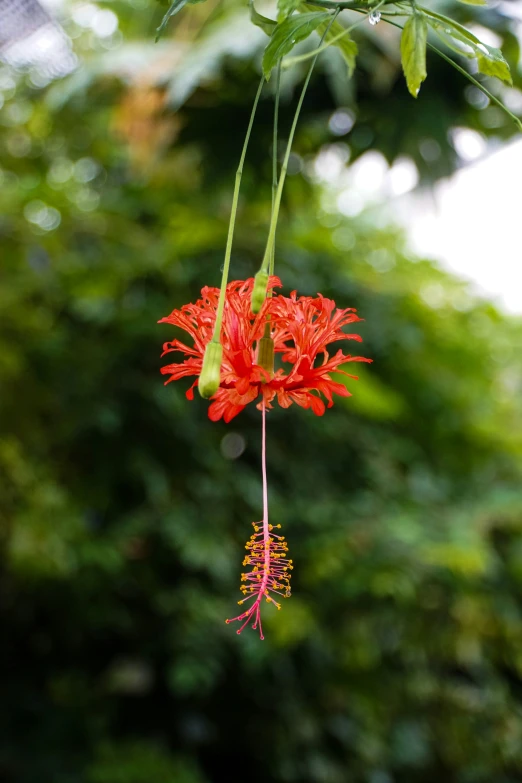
left=2, top=1, right=522, bottom=782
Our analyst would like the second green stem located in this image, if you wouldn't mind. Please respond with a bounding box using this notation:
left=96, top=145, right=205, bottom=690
left=259, top=10, right=340, bottom=280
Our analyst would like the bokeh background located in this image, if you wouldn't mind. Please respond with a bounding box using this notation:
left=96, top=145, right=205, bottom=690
left=2, top=1, right=522, bottom=781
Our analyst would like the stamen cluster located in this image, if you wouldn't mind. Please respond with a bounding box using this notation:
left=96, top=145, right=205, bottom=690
left=226, top=522, right=293, bottom=640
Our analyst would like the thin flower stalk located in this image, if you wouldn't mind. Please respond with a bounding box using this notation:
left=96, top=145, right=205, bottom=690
left=251, top=10, right=340, bottom=312
left=226, top=400, right=292, bottom=639
left=198, top=75, right=264, bottom=397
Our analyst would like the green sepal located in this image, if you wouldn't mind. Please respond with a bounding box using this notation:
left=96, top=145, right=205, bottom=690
left=251, top=270, right=269, bottom=314
left=198, top=341, right=223, bottom=398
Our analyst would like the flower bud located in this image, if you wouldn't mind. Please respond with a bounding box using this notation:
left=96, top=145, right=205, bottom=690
left=198, top=341, right=223, bottom=398
left=257, top=335, right=274, bottom=377
left=251, top=270, right=269, bottom=314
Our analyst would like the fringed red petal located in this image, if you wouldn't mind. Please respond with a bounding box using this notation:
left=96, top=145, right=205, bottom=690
left=159, top=277, right=371, bottom=420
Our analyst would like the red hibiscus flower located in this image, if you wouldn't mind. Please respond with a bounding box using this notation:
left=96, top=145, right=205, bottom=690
left=159, top=277, right=371, bottom=423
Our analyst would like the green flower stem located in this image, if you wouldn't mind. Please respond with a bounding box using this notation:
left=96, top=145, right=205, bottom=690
left=269, top=61, right=282, bottom=279
left=211, top=75, right=265, bottom=344
left=262, top=63, right=282, bottom=341
left=258, top=10, right=340, bottom=280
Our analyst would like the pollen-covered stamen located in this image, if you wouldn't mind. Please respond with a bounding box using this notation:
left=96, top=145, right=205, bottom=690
left=242, top=524, right=293, bottom=598
left=225, top=522, right=292, bottom=639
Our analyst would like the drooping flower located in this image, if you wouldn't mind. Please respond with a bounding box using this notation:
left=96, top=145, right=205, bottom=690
left=226, top=521, right=292, bottom=640
left=159, top=277, right=371, bottom=422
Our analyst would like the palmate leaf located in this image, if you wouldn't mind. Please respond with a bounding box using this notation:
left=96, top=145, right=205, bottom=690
left=422, top=7, right=512, bottom=85
left=400, top=13, right=428, bottom=97
left=262, top=11, right=330, bottom=78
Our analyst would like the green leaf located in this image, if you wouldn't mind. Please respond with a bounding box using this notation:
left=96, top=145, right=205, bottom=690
left=421, top=7, right=512, bottom=86
left=250, top=0, right=276, bottom=36
left=400, top=14, right=428, bottom=97
left=455, top=0, right=487, bottom=4
left=155, top=0, right=190, bottom=41
left=277, top=0, right=301, bottom=22
left=317, top=18, right=358, bottom=76
left=477, top=54, right=512, bottom=85
left=262, top=11, right=330, bottom=78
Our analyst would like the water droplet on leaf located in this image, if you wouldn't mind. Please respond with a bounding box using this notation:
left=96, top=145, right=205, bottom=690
left=368, top=11, right=381, bottom=25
